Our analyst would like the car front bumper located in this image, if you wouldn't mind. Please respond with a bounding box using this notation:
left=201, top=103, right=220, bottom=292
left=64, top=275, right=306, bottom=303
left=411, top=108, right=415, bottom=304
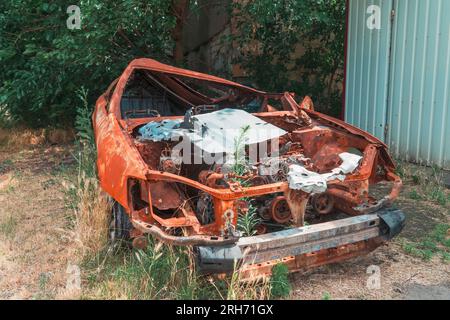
left=196, top=209, right=405, bottom=275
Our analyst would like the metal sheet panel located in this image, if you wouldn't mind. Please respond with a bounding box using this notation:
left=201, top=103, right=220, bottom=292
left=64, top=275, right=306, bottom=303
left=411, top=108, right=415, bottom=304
left=138, top=108, right=287, bottom=154
left=186, top=108, right=287, bottom=154
left=346, top=0, right=450, bottom=168
left=387, top=0, right=450, bottom=168
left=345, top=0, right=394, bottom=140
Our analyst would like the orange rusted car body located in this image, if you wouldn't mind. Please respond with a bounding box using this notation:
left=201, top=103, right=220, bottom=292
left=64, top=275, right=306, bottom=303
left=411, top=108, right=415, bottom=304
left=93, top=58, right=405, bottom=274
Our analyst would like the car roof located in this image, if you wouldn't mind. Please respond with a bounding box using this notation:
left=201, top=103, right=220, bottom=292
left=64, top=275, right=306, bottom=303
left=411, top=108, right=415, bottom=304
left=127, top=58, right=279, bottom=96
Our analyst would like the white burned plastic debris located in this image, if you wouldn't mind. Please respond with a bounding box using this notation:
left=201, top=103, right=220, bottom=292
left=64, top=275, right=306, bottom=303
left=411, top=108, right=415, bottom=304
left=288, top=152, right=362, bottom=193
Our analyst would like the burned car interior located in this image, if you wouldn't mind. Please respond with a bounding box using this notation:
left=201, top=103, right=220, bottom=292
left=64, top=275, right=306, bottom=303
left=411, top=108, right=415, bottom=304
left=94, top=59, right=405, bottom=276
left=120, top=69, right=266, bottom=119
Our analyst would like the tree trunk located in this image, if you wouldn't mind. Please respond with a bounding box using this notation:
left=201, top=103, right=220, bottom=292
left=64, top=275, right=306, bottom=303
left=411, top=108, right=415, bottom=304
left=172, top=0, right=189, bottom=64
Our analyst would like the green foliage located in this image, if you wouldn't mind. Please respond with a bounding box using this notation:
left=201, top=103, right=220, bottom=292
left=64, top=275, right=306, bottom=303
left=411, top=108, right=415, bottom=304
left=84, top=238, right=273, bottom=300
left=432, top=224, right=450, bottom=248
left=394, top=161, right=406, bottom=179
left=74, top=87, right=96, bottom=178
left=409, top=190, right=422, bottom=200
left=75, top=87, right=94, bottom=147
left=62, top=87, right=97, bottom=212
left=322, top=291, right=332, bottom=300
left=430, top=188, right=447, bottom=206
left=412, top=174, right=421, bottom=185
left=0, top=0, right=177, bottom=127
left=237, top=204, right=261, bottom=237
left=1, top=0, right=347, bottom=125
left=232, top=125, right=262, bottom=237
left=396, top=160, right=449, bottom=207
left=232, top=125, right=251, bottom=176
left=82, top=238, right=209, bottom=299
left=442, top=252, right=450, bottom=262
left=270, top=263, right=291, bottom=298
left=402, top=224, right=450, bottom=262
left=231, top=0, right=346, bottom=117
left=108, top=242, right=202, bottom=299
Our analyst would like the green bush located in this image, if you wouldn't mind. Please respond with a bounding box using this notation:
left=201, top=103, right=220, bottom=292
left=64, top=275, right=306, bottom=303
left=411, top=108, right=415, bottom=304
left=322, top=291, right=332, bottom=300
left=231, top=0, right=346, bottom=117
left=1, top=1, right=347, bottom=127
left=0, top=0, right=176, bottom=127
left=270, top=263, right=291, bottom=298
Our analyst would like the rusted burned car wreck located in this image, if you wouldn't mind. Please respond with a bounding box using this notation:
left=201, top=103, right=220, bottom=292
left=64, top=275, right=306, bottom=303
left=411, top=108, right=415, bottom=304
left=94, top=58, right=405, bottom=276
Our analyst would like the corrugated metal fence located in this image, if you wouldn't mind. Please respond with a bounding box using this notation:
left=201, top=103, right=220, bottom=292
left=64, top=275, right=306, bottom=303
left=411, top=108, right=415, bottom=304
left=345, top=0, right=450, bottom=169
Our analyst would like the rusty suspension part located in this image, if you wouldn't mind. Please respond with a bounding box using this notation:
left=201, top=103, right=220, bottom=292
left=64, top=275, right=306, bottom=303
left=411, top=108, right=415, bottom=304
left=131, top=219, right=239, bottom=246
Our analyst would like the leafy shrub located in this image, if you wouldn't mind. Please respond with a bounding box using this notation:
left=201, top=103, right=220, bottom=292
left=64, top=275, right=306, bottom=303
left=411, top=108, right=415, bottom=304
left=0, top=0, right=176, bottom=127
left=322, top=291, right=332, bottom=300
left=270, top=263, right=291, bottom=298
left=231, top=0, right=346, bottom=117
left=237, top=204, right=261, bottom=237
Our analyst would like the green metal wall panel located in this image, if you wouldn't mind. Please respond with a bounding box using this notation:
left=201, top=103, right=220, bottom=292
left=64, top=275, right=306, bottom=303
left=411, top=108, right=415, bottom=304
left=387, top=0, right=450, bottom=168
left=346, top=0, right=450, bottom=168
left=345, top=0, right=393, bottom=141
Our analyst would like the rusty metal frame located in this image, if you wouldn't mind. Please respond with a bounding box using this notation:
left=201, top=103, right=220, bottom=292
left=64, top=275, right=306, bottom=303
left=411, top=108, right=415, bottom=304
left=197, top=210, right=405, bottom=277
left=93, top=58, right=404, bottom=274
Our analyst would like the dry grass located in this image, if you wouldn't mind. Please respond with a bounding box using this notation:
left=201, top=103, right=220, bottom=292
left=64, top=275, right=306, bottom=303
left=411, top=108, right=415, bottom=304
left=0, top=143, right=78, bottom=299
left=396, top=160, right=449, bottom=207
left=84, top=241, right=202, bottom=300
left=0, top=214, right=18, bottom=239
left=70, top=174, right=111, bottom=259
left=0, top=127, right=74, bottom=150
left=291, top=241, right=450, bottom=300
left=226, top=268, right=272, bottom=300
left=84, top=242, right=274, bottom=300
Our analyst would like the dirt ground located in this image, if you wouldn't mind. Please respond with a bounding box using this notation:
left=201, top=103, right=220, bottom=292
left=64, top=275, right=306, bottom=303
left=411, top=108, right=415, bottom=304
left=0, top=144, right=77, bottom=299
left=0, top=143, right=449, bottom=300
